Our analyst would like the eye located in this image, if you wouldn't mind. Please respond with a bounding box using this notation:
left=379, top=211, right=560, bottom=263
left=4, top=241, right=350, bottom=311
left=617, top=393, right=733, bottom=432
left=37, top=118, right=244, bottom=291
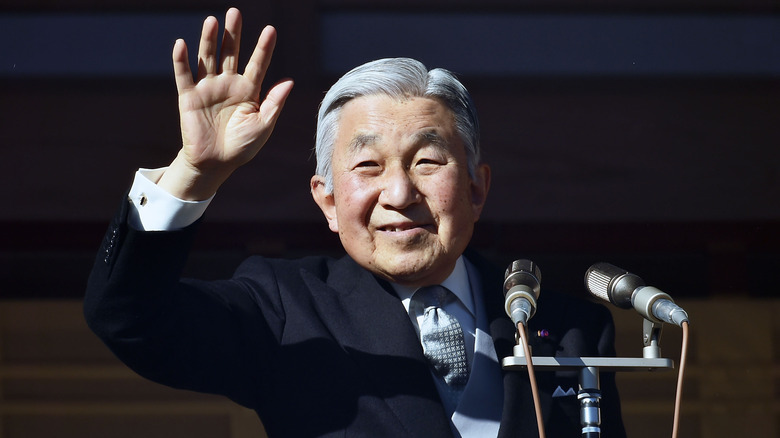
left=415, top=156, right=447, bottom=168
left=353, top=160, right=382, bottom=175
left=414, top=145, right=449, bottom=168
left=356, top=161, right=379, bottom=168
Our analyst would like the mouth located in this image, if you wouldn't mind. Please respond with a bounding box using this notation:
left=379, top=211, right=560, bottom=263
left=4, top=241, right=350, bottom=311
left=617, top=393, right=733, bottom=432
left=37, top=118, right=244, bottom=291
left=377, top=222, right=433, bottom=233
left=380, top=225, right=415, bottom=232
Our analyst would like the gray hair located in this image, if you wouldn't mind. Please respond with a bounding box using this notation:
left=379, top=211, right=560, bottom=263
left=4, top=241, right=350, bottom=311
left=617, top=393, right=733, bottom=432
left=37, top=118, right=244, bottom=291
left=314, top=57, right=481, bottom=193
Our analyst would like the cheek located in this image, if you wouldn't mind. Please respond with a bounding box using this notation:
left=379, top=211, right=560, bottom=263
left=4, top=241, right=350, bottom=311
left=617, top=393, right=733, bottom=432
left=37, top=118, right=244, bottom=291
left=335, top=176, right=378, bottom=225
left=425, top=174, right=472, bottom=216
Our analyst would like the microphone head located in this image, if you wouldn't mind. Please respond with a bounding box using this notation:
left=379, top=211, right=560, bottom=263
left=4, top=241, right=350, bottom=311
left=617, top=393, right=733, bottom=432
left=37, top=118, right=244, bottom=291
left=504, top=259, right=541, bottom=326
left=584, top=262, right=645, bottom=309
left=504, top=259, right=541, bottom=299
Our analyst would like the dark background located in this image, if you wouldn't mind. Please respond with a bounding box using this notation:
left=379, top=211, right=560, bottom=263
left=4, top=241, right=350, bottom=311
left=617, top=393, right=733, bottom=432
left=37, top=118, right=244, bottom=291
left=1, top=0, right=777, bottom=301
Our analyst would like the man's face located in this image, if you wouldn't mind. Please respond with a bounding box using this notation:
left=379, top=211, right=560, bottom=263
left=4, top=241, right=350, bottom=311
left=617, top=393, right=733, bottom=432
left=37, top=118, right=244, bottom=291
left=311, top=94, right=490, bottom=288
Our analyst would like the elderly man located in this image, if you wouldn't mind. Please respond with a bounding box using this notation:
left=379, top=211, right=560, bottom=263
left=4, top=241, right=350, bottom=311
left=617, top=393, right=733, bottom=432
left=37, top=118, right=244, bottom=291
left=85, top=8, right=625, bottom=438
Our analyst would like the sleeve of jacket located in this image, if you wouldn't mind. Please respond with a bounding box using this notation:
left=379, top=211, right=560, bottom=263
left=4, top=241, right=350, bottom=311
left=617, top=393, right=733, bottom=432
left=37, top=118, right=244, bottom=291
left=83, top=197, right=285, bottom=409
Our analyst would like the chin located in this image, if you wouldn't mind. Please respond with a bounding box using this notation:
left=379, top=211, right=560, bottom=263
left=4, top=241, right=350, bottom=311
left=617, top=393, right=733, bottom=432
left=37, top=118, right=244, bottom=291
left=379, top=260, right=450, bottom=287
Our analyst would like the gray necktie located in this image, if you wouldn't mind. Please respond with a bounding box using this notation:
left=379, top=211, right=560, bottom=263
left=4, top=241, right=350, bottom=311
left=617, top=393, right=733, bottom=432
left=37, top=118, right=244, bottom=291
left=415, top=285, right=470, bottom=388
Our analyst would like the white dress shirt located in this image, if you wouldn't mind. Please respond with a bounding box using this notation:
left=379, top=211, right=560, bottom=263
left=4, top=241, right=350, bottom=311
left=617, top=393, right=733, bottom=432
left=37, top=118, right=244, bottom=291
left=392, top=259, right=503, bottom=438
left=127, top=168, right=211, bottom=231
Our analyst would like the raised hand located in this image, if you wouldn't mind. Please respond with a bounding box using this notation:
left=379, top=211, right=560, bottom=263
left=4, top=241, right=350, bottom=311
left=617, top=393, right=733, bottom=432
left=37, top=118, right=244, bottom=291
left=158, top=8, right=294, bottom=200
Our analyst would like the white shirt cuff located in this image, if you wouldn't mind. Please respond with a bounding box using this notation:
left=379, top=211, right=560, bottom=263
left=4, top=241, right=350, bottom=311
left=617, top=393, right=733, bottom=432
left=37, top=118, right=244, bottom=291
left=127, top=168, right=213, bottom=231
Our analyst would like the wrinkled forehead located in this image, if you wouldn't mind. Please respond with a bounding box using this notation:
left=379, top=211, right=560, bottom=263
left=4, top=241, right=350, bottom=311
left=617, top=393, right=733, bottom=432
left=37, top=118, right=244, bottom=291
left=337, top=94, right=457, bottom=133
left=334, top=95, right=462, bottom=155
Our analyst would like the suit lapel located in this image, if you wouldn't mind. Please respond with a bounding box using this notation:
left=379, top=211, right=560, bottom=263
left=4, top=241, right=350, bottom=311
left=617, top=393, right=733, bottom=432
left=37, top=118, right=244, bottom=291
left=302, top=255, right=452, bottom=437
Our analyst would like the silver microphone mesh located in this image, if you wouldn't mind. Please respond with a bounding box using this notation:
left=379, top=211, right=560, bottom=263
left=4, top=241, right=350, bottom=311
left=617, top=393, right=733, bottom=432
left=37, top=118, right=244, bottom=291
left=585, top=267, right=611, bottom=301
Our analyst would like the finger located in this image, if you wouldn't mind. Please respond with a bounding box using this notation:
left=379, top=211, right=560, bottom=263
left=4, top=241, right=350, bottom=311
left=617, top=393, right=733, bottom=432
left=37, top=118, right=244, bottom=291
left=244, top=25, right=278, bottom=92
left=196, top=15, right=220, bottom=81
left=259, top=79, right=294, bottom=126
left=220, top=8, right=242, bottom=74
left=172, top=39, right=194, bottom=94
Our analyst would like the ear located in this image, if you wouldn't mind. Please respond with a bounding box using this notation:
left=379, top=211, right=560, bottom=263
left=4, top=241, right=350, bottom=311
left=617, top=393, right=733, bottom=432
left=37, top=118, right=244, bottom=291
left=310, top=175, right=339, bottom=233
left=470, top=163, right=491, bottom=220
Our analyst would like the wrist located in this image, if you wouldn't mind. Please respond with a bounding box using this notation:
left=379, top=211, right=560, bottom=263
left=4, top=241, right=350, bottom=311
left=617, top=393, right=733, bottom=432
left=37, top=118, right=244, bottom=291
left=157, top=152, right=231, bottom=201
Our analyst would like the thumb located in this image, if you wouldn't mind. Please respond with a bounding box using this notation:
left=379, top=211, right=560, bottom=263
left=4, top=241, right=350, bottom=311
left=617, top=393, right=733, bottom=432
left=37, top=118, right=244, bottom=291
left=259, top=79, right=294, bottom=125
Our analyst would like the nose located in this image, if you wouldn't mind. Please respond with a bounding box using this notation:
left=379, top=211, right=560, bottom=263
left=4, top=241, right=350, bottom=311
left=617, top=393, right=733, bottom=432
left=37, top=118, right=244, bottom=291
left=378, top=165, right=421, bottom=209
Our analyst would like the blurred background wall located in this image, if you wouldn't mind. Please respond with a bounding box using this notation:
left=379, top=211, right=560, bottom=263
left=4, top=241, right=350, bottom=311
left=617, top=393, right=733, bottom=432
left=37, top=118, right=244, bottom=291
left=0, top=0, right=778, bottom=436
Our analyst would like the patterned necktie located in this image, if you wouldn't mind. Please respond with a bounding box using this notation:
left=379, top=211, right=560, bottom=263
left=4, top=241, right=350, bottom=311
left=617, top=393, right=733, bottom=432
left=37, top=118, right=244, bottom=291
left=414, top=285, right=470, bottom=388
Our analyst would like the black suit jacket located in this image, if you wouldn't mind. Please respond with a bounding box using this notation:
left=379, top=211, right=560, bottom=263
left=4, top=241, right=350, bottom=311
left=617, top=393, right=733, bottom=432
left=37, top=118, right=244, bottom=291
left=84, top=199, right=626, bottom=437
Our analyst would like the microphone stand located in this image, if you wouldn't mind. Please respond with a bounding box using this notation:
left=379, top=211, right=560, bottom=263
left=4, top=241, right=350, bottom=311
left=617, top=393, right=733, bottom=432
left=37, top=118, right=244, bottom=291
left=502, top=318, right=674, bottom=437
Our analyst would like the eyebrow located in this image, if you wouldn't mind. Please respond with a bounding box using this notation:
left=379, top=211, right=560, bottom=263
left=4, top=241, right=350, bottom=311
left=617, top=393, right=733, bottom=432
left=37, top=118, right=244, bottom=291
left=415, top=130, right=448, bottom=147
left=347, top=133, right=379, bottom=152
left=347, top=129, right=449, bottom=153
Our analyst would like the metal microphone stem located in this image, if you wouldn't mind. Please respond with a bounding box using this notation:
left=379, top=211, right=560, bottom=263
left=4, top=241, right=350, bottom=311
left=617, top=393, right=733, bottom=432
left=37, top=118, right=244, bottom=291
left=578, top=366, right=602, bottom=438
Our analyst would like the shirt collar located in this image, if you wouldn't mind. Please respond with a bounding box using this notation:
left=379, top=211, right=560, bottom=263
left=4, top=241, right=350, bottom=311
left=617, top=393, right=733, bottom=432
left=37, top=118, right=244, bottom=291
left=392, top=256, right=475, bottom=317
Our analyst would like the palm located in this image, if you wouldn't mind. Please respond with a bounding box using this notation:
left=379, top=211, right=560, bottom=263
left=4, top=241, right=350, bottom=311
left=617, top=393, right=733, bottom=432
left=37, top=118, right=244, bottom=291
left=179, top=74, right=266, bottom=167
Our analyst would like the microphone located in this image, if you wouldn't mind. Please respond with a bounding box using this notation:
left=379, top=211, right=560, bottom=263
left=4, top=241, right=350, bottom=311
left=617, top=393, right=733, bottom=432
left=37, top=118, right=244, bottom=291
left=504, top=259, right=541, bottom=327
left=584, top=262, right=689, bottom=326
